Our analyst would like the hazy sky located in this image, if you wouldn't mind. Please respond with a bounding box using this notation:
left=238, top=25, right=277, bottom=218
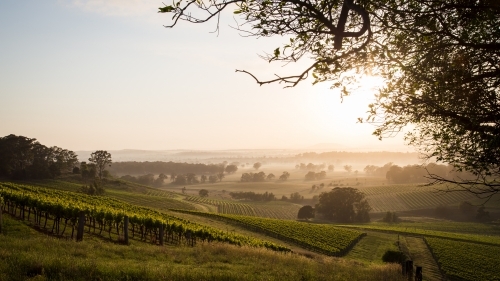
left=0, top=0, right=411, bottom=151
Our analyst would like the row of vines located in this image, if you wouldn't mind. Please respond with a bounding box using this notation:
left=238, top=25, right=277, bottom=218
left=0, top=182, right=290, bottom=252
left=172, top=209, right=365, bottom=256
left=425, top=237, right=500, bottom=281
left=184, top=196, right=299, bottom=220
left=360, top=184, right=476, bottom=212
left=340, top=224, right=500, bottom=246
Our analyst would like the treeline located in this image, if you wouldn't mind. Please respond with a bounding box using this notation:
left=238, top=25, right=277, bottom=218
left=305, top=171, right=327, bottom=180
left=298, top=187, right=371, bottom=223
left=364, top=162, right=474, bottom=184
left=296, top=151, right=419, bottom=163
left=0, top=134, right=78, bottom=179
left=109, top=161, right=226, bottom=175
left=229, top=191, right=276, bottom=201
left=240, top=171, right=290, bottom=182
left=121, top=174, right=167, bottom=187
left=241, top=172, right=268, bottom=182
left=295, top=163, right=334, bottom=171
left=120, top=172, right=224, bottom=186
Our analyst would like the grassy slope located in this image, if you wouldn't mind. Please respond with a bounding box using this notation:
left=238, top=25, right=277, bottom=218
left=6, top=177, right=500, bottom=281
left=404, top=237, right=442, bottom=281
left=337, top=222, right=500, bottom=246
left=344, top=231, right=399, bottom=264
left=0, top=216, right=404, bottom=281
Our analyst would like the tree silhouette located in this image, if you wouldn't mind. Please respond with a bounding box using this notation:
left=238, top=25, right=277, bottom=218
left=253, top=162, right=262, bottom=170
left=297, top=205, right=315, bottom=220
left=199, top=189, right=209, bottom=197
left=316, top=187, right=371, bottom=222
left=160, top=1, right=500, bottom=197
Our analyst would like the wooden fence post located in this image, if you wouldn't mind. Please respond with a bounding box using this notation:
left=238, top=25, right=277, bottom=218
left=415, top=266, right=422, bottom=281
left=159, top=224, right=164, bottom=246
left=123, top=216, right=129, bottom=245
left=76, top=211, right=85, bottom=242
left=406, top=260, right=414, bottom=281
left=0, top=205, right=3, bottom=234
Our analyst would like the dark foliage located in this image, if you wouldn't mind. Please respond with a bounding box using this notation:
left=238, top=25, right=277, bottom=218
left=160, top=0, right=500, bottom=197
left=229, top=191, right=275, bottom=201
left=304, top=171, right=326, bottom=181
left=241, top=172, right=267, bottom=182
left=295, top=163, right=326, bottom=171
left=0, top=134, right=78, bottom=179
left=199, top=189, right=209, bottom=197
left=297, top=205, right=315, bottom=220
left=382, top=250, right=407, bottom=264
left=382, top=212, right=399, bottom=223
left=108, top=161, right=225, bottom=176
left=289, top=192, right=304, bottom=203
left=315, top=187, right=371, bottom=222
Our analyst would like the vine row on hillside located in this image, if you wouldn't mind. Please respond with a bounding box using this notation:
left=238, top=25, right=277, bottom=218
left=339, top=224, right=500, bottom=246
left=0, top=182, right=290, bottom=253
left=171, top=209, right=365, bottom=256
left=184, top=196, right=300, bottom=220
left=425, top=237, right=500, bottom=281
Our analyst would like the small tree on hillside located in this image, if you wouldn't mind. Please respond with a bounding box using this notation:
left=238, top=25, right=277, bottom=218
left=208, top=175, right=218, bottom=183
left=476, top=206, right=490, bottom=222
left=199, top=189, right=209, bottom=197
left=253, top=162, right=262, bottom=170
left=88, top=150, right=112, bottom=180
left=297, top=205, right=315, bottom=220
left=266, top=173, right=275, bottom=180
left=216, top=172, right=225, bottom=182
left=382, top=212, right=399, bottom=223
left=225, top=164, right=238, bottom=174
left=279, top=171, right=290, bottom=181
left=200, top=174, right=207, bottom=183
left=343, top=165, right=352, bottom=174
left=315, top=187, right=371, bottom=222
left=290, top=192, right=304, bottom=203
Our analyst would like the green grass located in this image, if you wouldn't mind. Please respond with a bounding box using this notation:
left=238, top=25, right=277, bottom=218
left=184, top=196, right=301, bottom=219
left=106, top=189, right=196, bottom=211
left=172, top=210, right=365, bottom=256
left=425, top=237, right=500, bottom=281
left=338, top=222, right=500, bottom=246
left=0, top=215, right=404, bottom=281
left=344, top=231, right=399, bottom=264
left=404, top=237, right=442, bottom=281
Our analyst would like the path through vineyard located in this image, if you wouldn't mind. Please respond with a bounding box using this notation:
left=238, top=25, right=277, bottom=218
left=405, top=237, right=443, bottom=281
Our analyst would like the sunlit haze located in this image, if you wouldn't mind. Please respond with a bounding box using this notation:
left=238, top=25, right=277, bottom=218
left=0, top=1, right=410, bottom=152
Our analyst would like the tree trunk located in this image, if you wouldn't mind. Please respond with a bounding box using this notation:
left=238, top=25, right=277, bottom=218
left=76, top=212, right=85, bottom=242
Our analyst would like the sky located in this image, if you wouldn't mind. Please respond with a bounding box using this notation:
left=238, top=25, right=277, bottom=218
left=0, top=0, right=411, bottom=151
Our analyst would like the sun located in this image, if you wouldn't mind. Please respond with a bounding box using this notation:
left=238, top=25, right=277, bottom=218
left=304, top=74, right=387, bottom=145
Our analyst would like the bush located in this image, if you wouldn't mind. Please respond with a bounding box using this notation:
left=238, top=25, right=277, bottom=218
left=382, top=250, right=407, bottom=264
left=382, top=212, right=399, bottom=223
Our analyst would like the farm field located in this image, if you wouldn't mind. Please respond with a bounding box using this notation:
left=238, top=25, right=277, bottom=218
left=2, top=178, right=500, bottom=281
left=425, top=237, right=500, bottom=281
left=106, top=189, right=196, bottom=211
left=0, top=182, right=289, bottom=252
left=0, top=215, right=404, bottom=281
left=172, top=210, right=365, bottom=256
left=344, top=231, right=399, bottom=264
left=338, top=223, right=500, bottom=246
left=160, top=172, right=494, bottom=216
left=361, top=184, right=478, bottom=213
left=344, top=231, right=441, bottom=281
left=184, top=196, right=301, bottom=220
left=404, top=237, right=442, bottom=281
